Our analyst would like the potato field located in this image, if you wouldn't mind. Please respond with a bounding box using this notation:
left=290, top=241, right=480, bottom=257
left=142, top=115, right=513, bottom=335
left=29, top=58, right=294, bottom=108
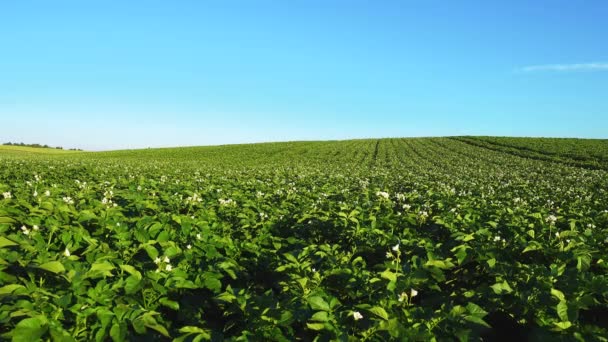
left=1, top=137, right=608, bottom=341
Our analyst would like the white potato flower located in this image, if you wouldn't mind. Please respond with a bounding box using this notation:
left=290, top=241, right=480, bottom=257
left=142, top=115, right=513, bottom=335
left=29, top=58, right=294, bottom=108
left=21, top=225, right=30, bottom=235
left=376, top=191, right=389, bottom=199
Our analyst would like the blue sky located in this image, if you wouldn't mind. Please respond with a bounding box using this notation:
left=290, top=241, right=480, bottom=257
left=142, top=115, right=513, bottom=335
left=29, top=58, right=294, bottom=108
left=1, top=0, right=607, bottom=150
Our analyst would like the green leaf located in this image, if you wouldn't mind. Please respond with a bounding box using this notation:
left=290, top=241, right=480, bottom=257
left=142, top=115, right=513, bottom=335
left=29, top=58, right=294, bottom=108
left=159, top=297, right=180, bottom=310
left=464, top=315, right=491, bottom=328
left=131, top=317, right=146, bottom=334
left=143, top=245, right=159, bottom=260
left=156, top=231, right=170, bottom=242
left=487, top=258, right=496, bottom=268
left=307, top=296, right=330, bottom=311
left=553, top=321, right=572, bottom=330
left=466, top=302, right=488, bottom=317
left=522, top=242, right=541, bottom=253
left=425, top=259, right=454, bottom=269
left=178, top=326, right=210, bottom=335
left=147, top=324, right=169, bottom=337
left=368, top=306, right=389, bottom=321
left=49, top=325, right=76, bottom=342
left=110, top=322, right=127, bottom=342
left=139, top=312, right=170, bottom=337
left=577, top=255, right=591, bottom=272
left=203, top=277, right=222, bottom=293
left=0, top=217, right=16, bottom=224
left=310, top=311, right=329, bottom=322
left=124, top=275, right=142, bottom=295
left=87, top=261, right=115, bottom=278
left=451, top=245, right=468, bottom=265
left=38, top=261, right=66, bottom=274
left=77, top=210, right=97, bottom=222
left=551, top=288, right=565, bottom=302
left=380, top=270, right=397, bottom=282
left=119, top=264, right=139, bottom=276
left=11, top=316, right=49, bottom=342
left=490, top=281, right=513, bottom=294
left=557, top=301, right=569, bottom=322
left=0, top=284, right=26, bottom=296
left=0, top=236, right=18, bottom=248
left=283, top=253, right=299, bottom=264
left=216, top=291, right=236, bottom=303
left=164, top=245, right=181, bottom=258
left=464, top=302, right=490, bottom=327
left=306, top=322, right=326, bottom=331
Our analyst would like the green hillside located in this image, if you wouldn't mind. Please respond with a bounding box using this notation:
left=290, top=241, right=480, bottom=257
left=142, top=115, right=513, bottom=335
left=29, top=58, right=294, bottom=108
left=1, top=137, right=607, bottom=341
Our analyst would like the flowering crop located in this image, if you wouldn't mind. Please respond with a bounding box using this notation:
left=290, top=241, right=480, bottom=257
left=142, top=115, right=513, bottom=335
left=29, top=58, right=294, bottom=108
left=0, top=138, right=607, bottom=341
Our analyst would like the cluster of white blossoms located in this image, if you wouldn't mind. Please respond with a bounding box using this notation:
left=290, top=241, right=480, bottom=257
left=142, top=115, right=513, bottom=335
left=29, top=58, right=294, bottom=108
left=185, top=193, right=203, bottom=204
left=255, top=191, right=265, bottom=198
left=101, top=198, right=117, bottom=207
left=75, top=180, right=87, bottom=190
left=545, top=214, right=557, bottom=225
left=196, top=233, right=202, bottom=240
left=395, top=193, right=406, bottom=201
left=63, top=196, right=74, bottom=205
left=101, top=190, right=118, bottom=207
left=359, top=181, right=369, bottom=190
left=2, top=192, right=11, bottom=199
left=154, top=255, right=173, bottom=272
left=219, top=198, right=236, bottom=206
left=418, top=211, right=429, bottom=219
left=160, top=175, right=167, bottom=182
left=403, top=204, right=411, bottom=210
left=259, top=212, right=269, bottom=220
left=398, top=288, right=419, bottom=303
left=352, top=311, right=363, bottom=320
left=386, top=243, right=401, bottom=260
left=64, top=248, right=71, bottom=257
left=21, top=225, right=39, bottom=236
left=376, top=191, right=390, bottom=199
left=493, top=236, right=505, bottom=242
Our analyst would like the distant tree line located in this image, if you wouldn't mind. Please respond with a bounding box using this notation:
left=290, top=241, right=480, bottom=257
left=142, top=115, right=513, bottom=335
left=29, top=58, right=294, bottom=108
left=3, top=142, right=82, bottom=151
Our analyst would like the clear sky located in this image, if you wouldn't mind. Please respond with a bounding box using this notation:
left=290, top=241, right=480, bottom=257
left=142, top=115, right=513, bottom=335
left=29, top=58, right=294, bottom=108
left=1, top=1, right=607, bottom=150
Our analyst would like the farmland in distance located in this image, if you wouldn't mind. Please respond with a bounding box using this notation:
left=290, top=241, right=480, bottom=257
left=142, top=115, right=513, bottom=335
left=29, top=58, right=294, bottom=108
left=1, top=137, right=608, bottom=341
